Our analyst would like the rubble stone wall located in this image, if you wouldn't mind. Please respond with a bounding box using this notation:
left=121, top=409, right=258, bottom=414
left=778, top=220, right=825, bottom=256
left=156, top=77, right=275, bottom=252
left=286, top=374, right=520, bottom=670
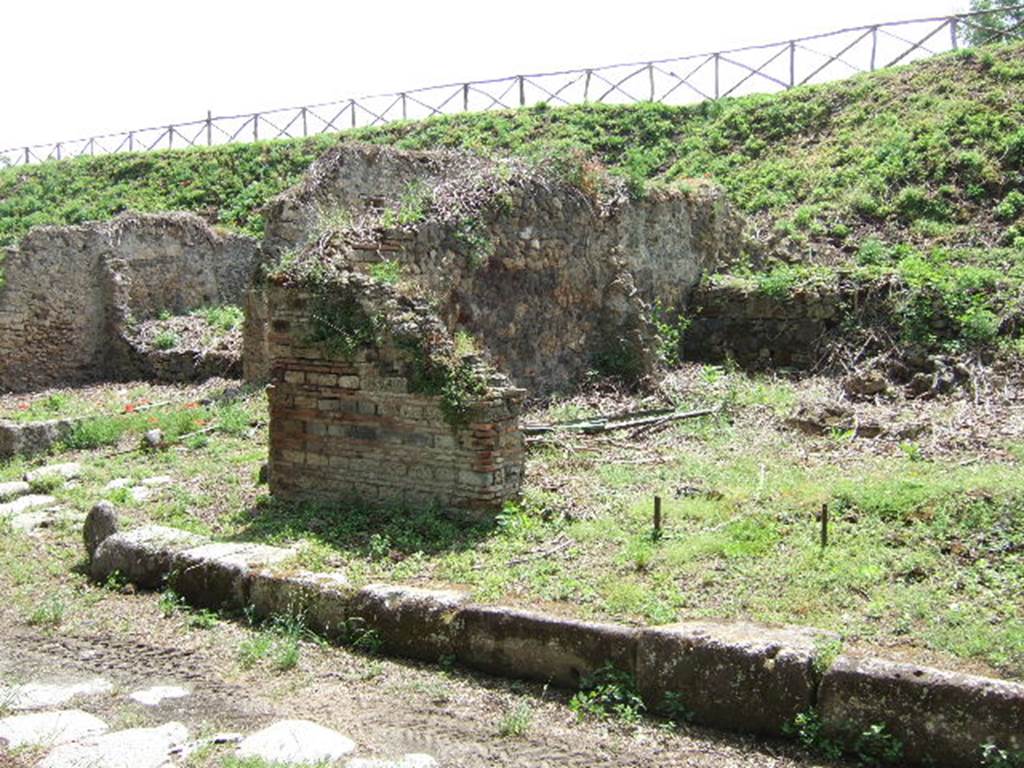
left=0, top=213, right=258, bottom=393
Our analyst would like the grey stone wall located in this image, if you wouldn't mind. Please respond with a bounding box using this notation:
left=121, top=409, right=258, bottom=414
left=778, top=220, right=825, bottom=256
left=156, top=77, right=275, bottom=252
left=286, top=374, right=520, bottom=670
left=0, top=213, right=258, bottom=393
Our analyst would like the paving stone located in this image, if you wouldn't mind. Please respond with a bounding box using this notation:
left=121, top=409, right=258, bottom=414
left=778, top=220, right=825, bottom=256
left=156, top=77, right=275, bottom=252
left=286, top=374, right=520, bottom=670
left=141, top=475, right=173, bottom=487
left=236, top=719, right=356, bottom=764
left=39, top=721, right=189, bottom=768
left=9, top=508, right=85, bottom=533
left=346, top=755, right=438, bottom=768
left=130, top=486, right=153, bottom=503
left=128, top=685, right=190, bottom=706
left=0, top=678, right=113, bottom=711
left=104, top=478, right=133, bottom=491
left=0, top=494, right=57, bottom=519
left=24, top=462, right=81, bottom=483
left=0, top=480, right=30, bottom=501
left=0, top=709, right=108, bottom=748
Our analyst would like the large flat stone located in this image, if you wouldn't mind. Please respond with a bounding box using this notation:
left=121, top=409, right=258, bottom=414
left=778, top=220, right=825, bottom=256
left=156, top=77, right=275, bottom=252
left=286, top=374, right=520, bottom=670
left=9, top=508, right=85, bottom=533
left=90, top=525, right=207, bottom=588
left=39, top=722, right=189, bottom=768
left=636, top=620, right=836, bottom=735
left=0, top=494, right=56, bottom=519
left=456, top=605, right=638, bottom=688
left=0, top=678, right=113, bottom=711
left=0, top=480, right=29, bottom=502
left=819, top=655, right=1024, bottom=767
left=128, top=685, right=190, bottom=706
left=348, top=584, right=468, bottom=662
left=24, top=462, right=81, bottom=483
left=0, top=709, right=108, bottom=748
left=236, top=719, right=355, bottom=764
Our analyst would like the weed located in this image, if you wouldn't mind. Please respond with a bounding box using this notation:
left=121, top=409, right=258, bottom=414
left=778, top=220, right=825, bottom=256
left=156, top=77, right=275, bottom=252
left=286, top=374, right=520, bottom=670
left=158, top=589, right=185, bottom=618
left=652, top=301, right=689, bottom=368
left=28, top=474, right=64, bottom=494
left=367, top=259, right=402, bottom=284
left=981, top=743, right=1024, bottom=767
left=784, top=710, right=843, bottom=761
left=812, top=636, right=844, bottom=676
left=153, top=330, right=180, bottom=350
left=191, top=305, right=244, bottom=332
left=662, top=691, right=695, bottom=725
left=568, top=663, right=645, bottom=723
left=854, top=723, right=904, bottom=767
left=498, top=701, right=533, bottom=737
left=26, top=595, right=65, bottom=627
left=186, top=609, right=219, bottom=630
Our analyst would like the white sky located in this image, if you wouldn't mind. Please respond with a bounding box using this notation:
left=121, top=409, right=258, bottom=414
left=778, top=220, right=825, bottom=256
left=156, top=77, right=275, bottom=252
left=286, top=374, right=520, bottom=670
left=1, top=0, right=965, bottom=150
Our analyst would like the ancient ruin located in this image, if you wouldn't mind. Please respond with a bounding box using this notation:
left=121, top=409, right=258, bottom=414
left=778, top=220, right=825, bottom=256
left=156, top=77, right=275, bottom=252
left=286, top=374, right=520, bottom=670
left=0, top=213, right=258, bottom=393
left=251, top=144, right=743, bottom=514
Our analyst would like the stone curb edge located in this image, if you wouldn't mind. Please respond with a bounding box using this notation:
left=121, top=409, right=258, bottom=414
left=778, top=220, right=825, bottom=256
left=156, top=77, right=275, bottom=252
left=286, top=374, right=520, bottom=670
left=84, top=508, right=1024, bottom=768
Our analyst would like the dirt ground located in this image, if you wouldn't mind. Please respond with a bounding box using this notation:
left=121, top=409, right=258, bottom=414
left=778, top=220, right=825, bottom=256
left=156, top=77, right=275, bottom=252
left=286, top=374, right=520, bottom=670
left=0, top=584, right=840, bottom=768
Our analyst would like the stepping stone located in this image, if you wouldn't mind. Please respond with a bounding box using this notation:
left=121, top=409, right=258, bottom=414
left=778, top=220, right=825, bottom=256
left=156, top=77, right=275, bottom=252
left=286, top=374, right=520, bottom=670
left=9, top=508, right=85, bottom=534
left=39, top=721, right=188, bottom=768
left=24, top=463, right=81, bottom=483
left=0, top=481, right=29, bottom=502
left=130, top=487, right=153, bottom=503
left=128, top=685, right=190, bottom=706
left=347, top=756, right=438, bottom=768
left=0, top=678, right=112, bottom=711
left=0, top=494, right=56, bottom=519
left=140, top=476, right=173, bottom=488
left=0, top=709, right=108, bottom=749
left=237, top=720, right=356, bottom=765
left=104, top=478, right=133, bottom=491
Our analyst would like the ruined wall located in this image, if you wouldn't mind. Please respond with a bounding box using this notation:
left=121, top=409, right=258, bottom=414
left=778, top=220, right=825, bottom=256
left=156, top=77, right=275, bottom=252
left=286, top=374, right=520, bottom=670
left=682, top=281, right=844, bottom=369
left=265, top=278, right=524, bottom=518
left=252, top=145, right=745, bottom=394
left=0, top=213, right=258, bottom=393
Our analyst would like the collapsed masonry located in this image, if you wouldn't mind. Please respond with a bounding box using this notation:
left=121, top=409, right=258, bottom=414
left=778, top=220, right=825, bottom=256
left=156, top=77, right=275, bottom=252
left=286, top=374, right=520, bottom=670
left=257, top=144, right=744, bottom=515
left=0, top=213, right=258, bottom=393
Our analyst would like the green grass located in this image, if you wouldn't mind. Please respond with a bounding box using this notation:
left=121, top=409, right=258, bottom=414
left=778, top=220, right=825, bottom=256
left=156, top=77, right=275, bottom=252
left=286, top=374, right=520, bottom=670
left=191, top=304, right=244, bottom=333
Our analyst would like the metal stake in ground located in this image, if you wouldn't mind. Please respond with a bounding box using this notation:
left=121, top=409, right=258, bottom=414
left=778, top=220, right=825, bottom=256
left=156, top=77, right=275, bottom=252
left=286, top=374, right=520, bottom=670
left=820, top=503, right=829, bottom=549
left=653, top=495, right=663, bottom=540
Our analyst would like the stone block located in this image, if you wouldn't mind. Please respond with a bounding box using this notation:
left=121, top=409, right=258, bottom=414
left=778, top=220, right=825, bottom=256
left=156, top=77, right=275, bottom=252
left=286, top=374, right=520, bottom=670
left=636, top=620, right=835, bottom=735
left=819, top=655, right=1024, bottom=767
left=456, top=605, right=637, bottom=688
left=170, top=542, right=294, bottom=610
left=348, top=584, right=469, bottom=661
left=91, top=526, right=207, bottom=589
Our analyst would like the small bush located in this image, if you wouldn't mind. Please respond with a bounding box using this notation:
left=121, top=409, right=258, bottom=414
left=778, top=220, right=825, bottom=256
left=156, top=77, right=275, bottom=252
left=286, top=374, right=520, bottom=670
left=153, top=330, right=179, bottom=350
left=192, top=304, right=244, bottom=332
left=498, top=701, right=533, bottom=737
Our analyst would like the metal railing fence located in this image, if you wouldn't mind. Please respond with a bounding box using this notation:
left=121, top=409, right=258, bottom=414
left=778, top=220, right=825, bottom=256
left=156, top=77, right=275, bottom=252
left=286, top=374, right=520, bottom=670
left=3, top=6, right=1023, bottom=167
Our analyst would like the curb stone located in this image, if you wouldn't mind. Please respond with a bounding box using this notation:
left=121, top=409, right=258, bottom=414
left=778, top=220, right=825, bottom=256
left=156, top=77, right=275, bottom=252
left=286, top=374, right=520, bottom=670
left=82, top=510, right=1024, bottom=767
left=819, top=654, right=1024, bottom=768
left=636, top=620, right=838, bottom=736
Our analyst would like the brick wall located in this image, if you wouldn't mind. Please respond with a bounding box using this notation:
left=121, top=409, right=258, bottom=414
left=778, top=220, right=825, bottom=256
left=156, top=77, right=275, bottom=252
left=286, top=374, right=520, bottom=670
left=265, top=285, right=525, bottom=519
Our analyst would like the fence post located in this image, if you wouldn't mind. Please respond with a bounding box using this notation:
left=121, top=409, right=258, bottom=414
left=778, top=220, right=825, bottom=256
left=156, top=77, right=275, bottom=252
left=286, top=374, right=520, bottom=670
left=206, top=110, right=213, bottom=146
left=24, top=147, right=30, bottom=165
left=168, top=127, right=173, bottom=149
left=584, top=69, right=592, bottom=102
left=870, top=26, right=878, bottom=71
left=789, top=41, right=796, bottom=88
left=518, top=76, right=525, bottom=106
left=463, top=83, right=470, bottom=111
left=648, top=63, right=655, bottom=101
left=55, top=143, right=62, bottom=161
left=350, top=100, right=356, bottom=128
left=949, top=17, right=959, bottom=50
left=253, top=114, right=259, bottom=141
left=301, top=107, right=308, bottom=137
left=128, top=132, right=134, bottom=152
left=401, top=93, right=407, bottom=120
left=714, top=53, right=721, bottom=99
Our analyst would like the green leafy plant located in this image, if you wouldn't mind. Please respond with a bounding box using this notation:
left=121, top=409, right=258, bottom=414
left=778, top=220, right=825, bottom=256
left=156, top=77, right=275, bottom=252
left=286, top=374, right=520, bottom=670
left=153, top=329, right=179, bottom=350
left=497, top=701, right=533, bottom=737
left=854, top=723, right=904, bottom=767
left=191, top=304, right=244, bottom=332
left=367, top=259, right=402, bottom=284
left=568, top=663, right=645, bottom=723
left=981, top=743, right=1024, bottom=768
left=783, top=710, right=844, bottom=760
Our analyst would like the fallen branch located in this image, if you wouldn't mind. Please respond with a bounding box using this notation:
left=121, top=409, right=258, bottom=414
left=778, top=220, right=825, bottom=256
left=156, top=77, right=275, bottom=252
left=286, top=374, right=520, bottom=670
left=523, top=407, right=716, bottom=436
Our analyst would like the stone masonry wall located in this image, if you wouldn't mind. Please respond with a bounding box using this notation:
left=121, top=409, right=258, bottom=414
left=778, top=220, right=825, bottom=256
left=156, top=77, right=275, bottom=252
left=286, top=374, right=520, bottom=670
left=682, top=281, right=844, bottom=369
left=265, top=281, right=525, bottom=518
left=0, top=213, right=258, bottom=393
left=251, top=145, right=746, bottom=394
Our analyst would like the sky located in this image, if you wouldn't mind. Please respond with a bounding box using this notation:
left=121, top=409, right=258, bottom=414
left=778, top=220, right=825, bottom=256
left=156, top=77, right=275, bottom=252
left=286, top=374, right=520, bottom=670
left=0, top=0, right=966, bottom=150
